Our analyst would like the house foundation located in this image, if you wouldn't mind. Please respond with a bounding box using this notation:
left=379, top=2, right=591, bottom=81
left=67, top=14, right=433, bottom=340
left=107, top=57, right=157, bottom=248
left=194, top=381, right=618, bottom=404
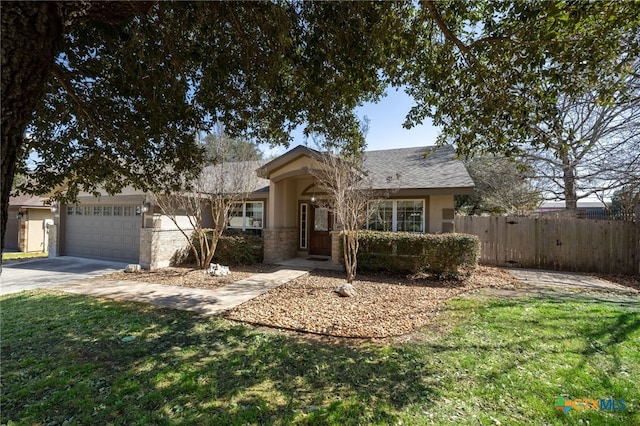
left=263, top=228, right=298, bottom=263
left=139, top=227, right=191, bottom=270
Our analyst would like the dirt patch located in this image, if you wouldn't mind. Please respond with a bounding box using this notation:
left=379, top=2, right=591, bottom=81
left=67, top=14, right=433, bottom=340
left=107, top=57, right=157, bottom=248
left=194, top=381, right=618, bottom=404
left=103, top=264, right=279, bottom=290
left=223, top=266, right=522, bottom=339
left=594, top=273, right=640, bottom=292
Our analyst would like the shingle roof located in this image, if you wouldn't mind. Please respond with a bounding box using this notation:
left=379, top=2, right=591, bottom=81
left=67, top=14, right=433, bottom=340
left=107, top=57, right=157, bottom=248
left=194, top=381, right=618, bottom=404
left=9, top=195, right=50, bottom=208
left=363, top=145, right=474, bottom=190
left=254, top=144, right=473, bottom=193
left=201, top=160, right=270, bottom=194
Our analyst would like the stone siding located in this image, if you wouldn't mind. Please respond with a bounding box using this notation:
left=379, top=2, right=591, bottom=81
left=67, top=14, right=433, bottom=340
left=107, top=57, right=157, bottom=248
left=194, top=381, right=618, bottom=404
left=330, top=231, right=342, bottom=266
left=263, top=228, right=298, bottom=262
left=140, top=228, right=191, bottom=270
left=47, top=223, right=59, bottom=257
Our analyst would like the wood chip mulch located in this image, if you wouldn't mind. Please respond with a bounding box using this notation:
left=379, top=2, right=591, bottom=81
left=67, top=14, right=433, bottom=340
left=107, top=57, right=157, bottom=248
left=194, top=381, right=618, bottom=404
left=104, top=263, right=638, bottom=339
left=103, top=264, right=279, bottom=290
left=224, top=266, right=522, bottom=339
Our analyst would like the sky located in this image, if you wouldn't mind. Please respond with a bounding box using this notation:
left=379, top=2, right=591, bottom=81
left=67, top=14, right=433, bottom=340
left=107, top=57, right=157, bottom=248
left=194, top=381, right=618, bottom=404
left=261, top=88, right=442, bottom=158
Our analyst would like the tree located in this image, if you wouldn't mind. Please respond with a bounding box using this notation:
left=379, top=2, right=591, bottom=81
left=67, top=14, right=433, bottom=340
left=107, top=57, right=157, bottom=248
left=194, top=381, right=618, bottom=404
left=1, top=1, right=411, bottom=253
left=152, top=129, right=263, bottom=269
left=523, top=69, right=640, bottom=209
left=608, top=184, right=640, bottom=221
left=456, top=155, right=541, bottom=215
left=399, top=1, right=640, bottom=163
left=309, top=119, right=396, bottom=284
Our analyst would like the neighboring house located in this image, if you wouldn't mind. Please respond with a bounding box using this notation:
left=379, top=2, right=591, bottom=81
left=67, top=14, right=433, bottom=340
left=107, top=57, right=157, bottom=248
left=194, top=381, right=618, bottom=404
left=5, top=195, right=55, bottom=252
left=47, top=144, right=474, bottom=268
left=534, top=199, right=610, bottom=220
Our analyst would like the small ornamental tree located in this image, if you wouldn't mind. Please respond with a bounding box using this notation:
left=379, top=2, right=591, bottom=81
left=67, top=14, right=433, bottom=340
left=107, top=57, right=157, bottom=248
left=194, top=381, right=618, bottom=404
left=153, top=130, right=263, bottom=269
left=310, top=123, right=397, bottom=284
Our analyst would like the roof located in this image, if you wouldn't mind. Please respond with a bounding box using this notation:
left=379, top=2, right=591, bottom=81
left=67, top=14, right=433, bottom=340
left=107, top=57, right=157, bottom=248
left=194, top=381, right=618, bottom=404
left=257, top=145, right=322, bottom=179
left=257, top=144, right=473, bottom=191
left=201, top=160, right=270, bottom=194
left=9, top=195, right=50, bottom=208
left=363, top=145, right=474, bottom=190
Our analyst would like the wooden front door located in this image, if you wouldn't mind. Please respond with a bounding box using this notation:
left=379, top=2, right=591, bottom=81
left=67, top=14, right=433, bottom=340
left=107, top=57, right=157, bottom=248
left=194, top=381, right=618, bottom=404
left=309, top=206, right=332, bottom=256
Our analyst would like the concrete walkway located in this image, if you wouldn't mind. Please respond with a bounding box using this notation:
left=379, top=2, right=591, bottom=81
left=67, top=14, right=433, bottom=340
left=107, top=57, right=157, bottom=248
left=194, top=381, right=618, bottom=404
left=50, top=268, right=311, bottom=315
left=508, top=269, right=638, bottom=294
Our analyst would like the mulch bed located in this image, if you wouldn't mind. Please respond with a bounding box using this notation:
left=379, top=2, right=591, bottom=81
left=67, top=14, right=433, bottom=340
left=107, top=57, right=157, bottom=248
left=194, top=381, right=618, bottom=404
left=224, top=266, right=522, bottom=339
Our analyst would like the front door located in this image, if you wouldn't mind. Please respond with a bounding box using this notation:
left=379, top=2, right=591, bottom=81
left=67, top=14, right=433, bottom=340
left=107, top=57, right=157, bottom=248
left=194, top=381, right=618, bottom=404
left=309, top=206, right=332, bottom=256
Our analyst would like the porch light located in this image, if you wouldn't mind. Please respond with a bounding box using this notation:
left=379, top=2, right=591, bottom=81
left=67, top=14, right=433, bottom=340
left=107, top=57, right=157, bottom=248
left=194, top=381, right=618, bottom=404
left=50, top=203, right=58, bottom=213
left=310, top=194, right=317, bottom=203
left=16, top=209, right=24, bottom=219
left=140, top=202, right=151, bottom=213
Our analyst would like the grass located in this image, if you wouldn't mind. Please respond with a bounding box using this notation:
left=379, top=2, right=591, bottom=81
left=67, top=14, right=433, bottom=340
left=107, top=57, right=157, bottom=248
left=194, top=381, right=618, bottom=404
left=1, top=290, right=638, bottom=425
left=1, top=251, right=48, bottom=261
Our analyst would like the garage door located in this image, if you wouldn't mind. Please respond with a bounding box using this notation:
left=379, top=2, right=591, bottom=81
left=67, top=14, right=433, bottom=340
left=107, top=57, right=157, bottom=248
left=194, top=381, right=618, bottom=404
left=64, top=204, right=141, bottom=263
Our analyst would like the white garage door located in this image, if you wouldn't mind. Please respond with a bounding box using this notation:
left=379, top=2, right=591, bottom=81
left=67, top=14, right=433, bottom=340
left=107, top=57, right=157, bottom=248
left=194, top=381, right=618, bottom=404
left=64, top=204, right=141, bottom=263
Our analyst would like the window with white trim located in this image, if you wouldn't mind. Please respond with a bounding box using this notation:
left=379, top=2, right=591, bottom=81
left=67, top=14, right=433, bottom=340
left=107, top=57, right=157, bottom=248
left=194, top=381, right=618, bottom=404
left=367, top=200, right=425, bottom=233
left=300, top=203, right=308, bottom=249
left=228, top=201, right=264, bottom=230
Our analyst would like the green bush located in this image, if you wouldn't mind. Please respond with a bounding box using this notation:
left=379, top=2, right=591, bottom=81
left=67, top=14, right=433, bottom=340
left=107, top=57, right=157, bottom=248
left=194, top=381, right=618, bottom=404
left=353, top=231, right=480, bottom=279
left=177, top=233, right=263, bottom=267
left=213, top=234, right=263, bottom=266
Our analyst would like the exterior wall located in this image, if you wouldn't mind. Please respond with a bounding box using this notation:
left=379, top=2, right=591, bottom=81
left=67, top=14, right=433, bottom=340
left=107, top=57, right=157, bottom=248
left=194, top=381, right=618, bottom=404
left=4, top=208, right=19, bottom=250
left=269, top=179, right=298, bottom=228
left=139, top=227, right=192, bottom=270
left=428, top=195, right=454, bottom=233
left=263, top=228, right=298, bottom=263
left=47, top=222, right=59, bottom=257
left=330, top=231, right=342, bottom=266
left=26, top=209, right=54, bottom=252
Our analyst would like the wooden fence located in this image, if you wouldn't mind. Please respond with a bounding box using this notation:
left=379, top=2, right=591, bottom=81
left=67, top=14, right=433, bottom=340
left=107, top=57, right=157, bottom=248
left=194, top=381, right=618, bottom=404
left=455, top=216, right=640, bottom=275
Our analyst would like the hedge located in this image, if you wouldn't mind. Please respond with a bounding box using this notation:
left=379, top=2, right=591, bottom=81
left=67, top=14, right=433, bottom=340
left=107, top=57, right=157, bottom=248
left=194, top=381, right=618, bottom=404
left=213, top=234, right=263, bottom=266
left=352, top=231, right=480, bottom=279
left=179, top=233, right=263, bottom=267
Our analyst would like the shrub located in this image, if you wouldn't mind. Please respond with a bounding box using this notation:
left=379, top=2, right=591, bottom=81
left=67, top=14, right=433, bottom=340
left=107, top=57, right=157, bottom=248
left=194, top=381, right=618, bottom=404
left=213, top=234, right=263, bottom=266
left=178, top=233, right=263, bottom=267
left=354, top=231, right=480, bottom=279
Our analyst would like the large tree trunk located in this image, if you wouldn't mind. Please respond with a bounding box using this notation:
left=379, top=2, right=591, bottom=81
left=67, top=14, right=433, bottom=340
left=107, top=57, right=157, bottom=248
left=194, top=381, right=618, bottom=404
left=1, top=2, right=155, bottom=255
left=1, top=2, right=64, bottom=254
left=560, top=151, right=578, bottom=211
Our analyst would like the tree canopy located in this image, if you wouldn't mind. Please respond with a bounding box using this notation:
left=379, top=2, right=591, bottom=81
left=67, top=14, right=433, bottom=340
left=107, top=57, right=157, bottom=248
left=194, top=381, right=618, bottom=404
left=3, top=1, right=639, bottom=251
left=400, top=0, right=640, bottom=159
left=456, top=154, right=541, bottom=215
left=1, top=1, right=411, bottom=250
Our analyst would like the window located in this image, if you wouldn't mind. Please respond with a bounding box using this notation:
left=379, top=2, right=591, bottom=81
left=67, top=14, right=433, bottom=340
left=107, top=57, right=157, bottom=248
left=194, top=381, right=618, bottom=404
left=397, top=200, right=424, bottom=232
left=300, top=203, right=308, bottom=249
left=67, top=206, right=74, bottom=216
left=367, top=201, right=393, bottom=231
left=124, top=206, right=135, bottom=216
left=368, top=200, right=425, bottom=233
left=103, top=206, right=112, bottom=216
left=93, top=206, right=102, bottom=216
left=227, top=201, right=264, bottom=230
left=314, top=207, right=329, bottom=231
left=83, top=206, right=92, bottom=216
left=245, top=202, right=263, bottom=228
left=113, top=206, right=123, bottom=216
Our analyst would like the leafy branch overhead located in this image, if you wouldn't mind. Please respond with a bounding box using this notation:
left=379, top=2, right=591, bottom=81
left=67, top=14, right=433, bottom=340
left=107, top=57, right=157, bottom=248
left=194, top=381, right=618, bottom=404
left=402, top=0, right=640, bottom=159
left=2, top=0, right=638, bottom=252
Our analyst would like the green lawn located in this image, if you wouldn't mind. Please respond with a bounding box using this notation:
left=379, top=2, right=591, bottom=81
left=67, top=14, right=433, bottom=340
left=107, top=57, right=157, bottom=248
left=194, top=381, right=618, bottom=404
left=2, top=251, right=48, bottom=261
left=1, top=290, right=638, bottom=425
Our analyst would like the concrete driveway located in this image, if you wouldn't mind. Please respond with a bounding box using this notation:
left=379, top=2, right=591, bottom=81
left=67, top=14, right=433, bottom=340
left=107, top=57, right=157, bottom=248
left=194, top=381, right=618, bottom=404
left=0, top=256, right=127, bottom=296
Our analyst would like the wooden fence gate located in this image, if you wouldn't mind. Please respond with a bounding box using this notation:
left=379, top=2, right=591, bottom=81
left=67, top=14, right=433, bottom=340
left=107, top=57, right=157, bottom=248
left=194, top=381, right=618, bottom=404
left=455, top=216, right=640, bottom=275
